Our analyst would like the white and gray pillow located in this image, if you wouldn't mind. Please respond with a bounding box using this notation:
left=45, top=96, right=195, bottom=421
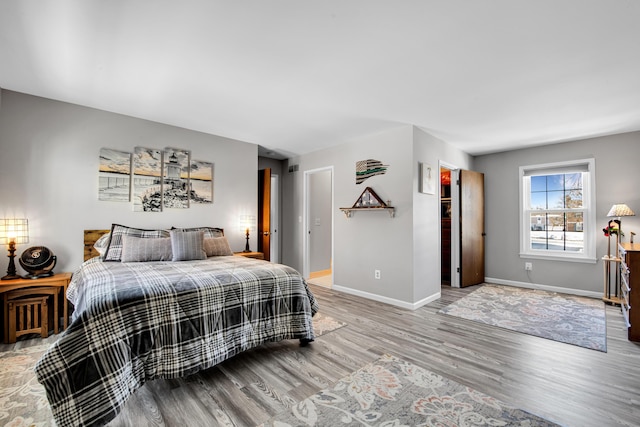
left=170, top=230, right=207, bottom=261
left=93, top=233, right=111, bottom=256
left=103, top=224, right=170, bottom=262
left=172, top=226, right=224, bottom=239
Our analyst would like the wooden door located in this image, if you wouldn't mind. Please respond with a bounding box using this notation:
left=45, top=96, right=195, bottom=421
left=258, top=168, right=271, bottom=261
left=459, top=169, right=485, bottom=287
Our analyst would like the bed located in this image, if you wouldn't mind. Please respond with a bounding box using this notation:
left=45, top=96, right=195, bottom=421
left=34, top=225, right=318, bottom=427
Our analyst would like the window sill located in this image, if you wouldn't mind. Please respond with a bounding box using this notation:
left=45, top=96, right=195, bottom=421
left=519, top=252, right=597, bottom=264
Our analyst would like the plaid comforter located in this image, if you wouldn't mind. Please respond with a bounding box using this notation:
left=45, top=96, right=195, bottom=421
left=35, top=256, right=318, bottom=427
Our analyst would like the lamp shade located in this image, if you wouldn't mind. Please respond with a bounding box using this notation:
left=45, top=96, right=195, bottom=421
left=607, top=204, right=635, bottom=218
left=238, top=215, right=256, bottom=232
left=0, top=219, right=29, bottom=244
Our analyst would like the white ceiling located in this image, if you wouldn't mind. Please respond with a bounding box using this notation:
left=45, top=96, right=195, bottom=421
left=1, top=1, right=639, bottom=158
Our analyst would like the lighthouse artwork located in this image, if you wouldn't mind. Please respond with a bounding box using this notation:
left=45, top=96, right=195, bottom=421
left=100, top=145, right=213, bottom=212
left=163, top=148, right=191, bottom=209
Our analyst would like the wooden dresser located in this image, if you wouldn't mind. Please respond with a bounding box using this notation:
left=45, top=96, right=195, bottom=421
left=619, top=242, right=640, bottom=341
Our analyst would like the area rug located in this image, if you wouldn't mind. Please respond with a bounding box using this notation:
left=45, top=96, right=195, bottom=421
left=0, top=343, right=53, bottom=427
left=262, top=353, right=559, bottom=426
left=439, top=284, right=607, bottom=352
left=0, top=314, right=345, bottom=427
left=312, top=312, right=347, bottom=336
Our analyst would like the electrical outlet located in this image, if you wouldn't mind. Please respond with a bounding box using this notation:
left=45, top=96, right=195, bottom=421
left=525, top=262, right=533, bottom=271
left=374, top=269, right=381, bottom=279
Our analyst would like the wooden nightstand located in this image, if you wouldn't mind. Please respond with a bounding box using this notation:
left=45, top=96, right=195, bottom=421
left=1, top=272, right=72, bottom=342
left=234, top=251, right=265, bottom=260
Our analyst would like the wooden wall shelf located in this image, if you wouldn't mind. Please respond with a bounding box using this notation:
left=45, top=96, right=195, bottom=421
left=340, top=207, right=395, bottom=218
left=341, top=186, right=394, bottom=218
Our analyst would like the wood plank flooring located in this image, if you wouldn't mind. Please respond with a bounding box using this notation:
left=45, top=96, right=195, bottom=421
left=4, top=284, right=640, bottom=426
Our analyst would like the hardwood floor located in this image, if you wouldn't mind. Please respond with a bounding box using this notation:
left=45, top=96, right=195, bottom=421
left=4, top=283, right=640, bottom=426
left=306, top=273, right=332, bottom=288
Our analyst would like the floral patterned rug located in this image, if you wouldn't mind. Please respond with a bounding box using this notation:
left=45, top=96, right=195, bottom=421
left=439, top=284, right=607, bottom=351
left=312, top=312, right=347, bottom=336
left=0, top=343, right=53, bottom=427
left=0, top=313, right=346, bottom=427
left=263, top=353, right=559, bottom=426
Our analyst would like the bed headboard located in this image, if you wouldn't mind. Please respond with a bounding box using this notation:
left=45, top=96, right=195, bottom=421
left=84, top=229, right=110, bottom=261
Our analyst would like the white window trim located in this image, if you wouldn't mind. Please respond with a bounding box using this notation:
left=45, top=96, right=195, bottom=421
left=519, top=158, right=597, bottom=264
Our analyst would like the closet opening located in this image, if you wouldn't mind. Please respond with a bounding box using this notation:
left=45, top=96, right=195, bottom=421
left=440, top=167, right=452, bottom=285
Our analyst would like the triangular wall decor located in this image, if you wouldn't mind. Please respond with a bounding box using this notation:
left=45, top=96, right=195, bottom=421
left=353, top=187, right=387, bottom=208
left=340, top=187, right=395, bottom=218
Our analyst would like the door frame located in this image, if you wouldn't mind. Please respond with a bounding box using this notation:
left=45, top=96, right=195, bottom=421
left=439, top=160, right=460, bottom=288
left=303, top=166, right=334, bottom=281
left=270, top=173, right=280, bottom=263
left=258, top=168, right=271, bottom=261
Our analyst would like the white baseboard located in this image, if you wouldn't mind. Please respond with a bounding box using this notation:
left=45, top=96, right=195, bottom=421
left=329, top=278, right=600, bottom=310
left=484, top=277, right=601, bottom=299
left=332, top=284, right=440, bottom=310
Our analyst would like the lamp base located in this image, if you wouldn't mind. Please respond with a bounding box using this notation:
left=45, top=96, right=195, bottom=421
left=244, top=230, right=251, bottom=252
left=3, top=242, right=20, bottom=280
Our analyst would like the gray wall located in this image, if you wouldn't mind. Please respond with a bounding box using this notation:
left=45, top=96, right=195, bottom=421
left=412, top=128, right=473, bottom=300
left=282, top=125, right=471, bottom=307
left=4, top=89, right=632, bottom=301
left=474, top=131, right=640, bottom=294
left=283, top=126, right=415, bottom=304
left=309, top=169, right=332, bottom=272
left=257, top=157, right=284, bottom=178
left=0, top=90, right=258, bottom=275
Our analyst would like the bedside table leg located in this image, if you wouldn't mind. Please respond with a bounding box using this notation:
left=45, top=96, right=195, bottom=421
left=63, top=284, right=68, bottom=331
left=53, top=288, right=59, bottom=334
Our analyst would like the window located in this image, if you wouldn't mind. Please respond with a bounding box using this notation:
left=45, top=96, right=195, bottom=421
left=520, top=158, right=596, bottom=263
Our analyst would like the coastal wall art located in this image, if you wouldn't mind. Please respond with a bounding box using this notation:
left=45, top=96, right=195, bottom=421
left=98, top=148, right=131, bottom=202
left=163, top=148, right=191, bottom=209
left=100, top=146, right=214, bottom=212
left=190, top=160, right=214, bottom=204
left=133, top=147, right=164, bottom=212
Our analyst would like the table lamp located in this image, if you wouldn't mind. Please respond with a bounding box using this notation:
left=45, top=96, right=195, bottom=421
left=239, top=215, right=256, bottom=252
left=0, top=218, right=29, bottom=280
left=607, top=203, right=635, bottom=241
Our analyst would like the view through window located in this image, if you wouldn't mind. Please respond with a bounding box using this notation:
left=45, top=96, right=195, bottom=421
left=520, top=158, right=596, bottom=262
left=529, top=173, right=584, bottom=252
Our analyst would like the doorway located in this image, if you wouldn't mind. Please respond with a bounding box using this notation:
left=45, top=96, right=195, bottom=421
left=270, top=173, right=280, bottom=263
left=440, top=166, right=452, bottom=285
left=304, top=167, right=333, bottom=288
left=439, top=163, right=485, bottom=288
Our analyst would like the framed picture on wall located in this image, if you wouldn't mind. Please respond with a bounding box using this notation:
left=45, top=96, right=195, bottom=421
left=420, top=162, right=435, bottom=194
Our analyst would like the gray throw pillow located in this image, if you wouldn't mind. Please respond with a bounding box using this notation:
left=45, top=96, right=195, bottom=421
left=170, top=230, right=207, bottom=261
left=203, top=237, right=234, bottom=257
left=121, top=236, right=173, bottom=262
left=103, top=224, right=170, bottom=262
